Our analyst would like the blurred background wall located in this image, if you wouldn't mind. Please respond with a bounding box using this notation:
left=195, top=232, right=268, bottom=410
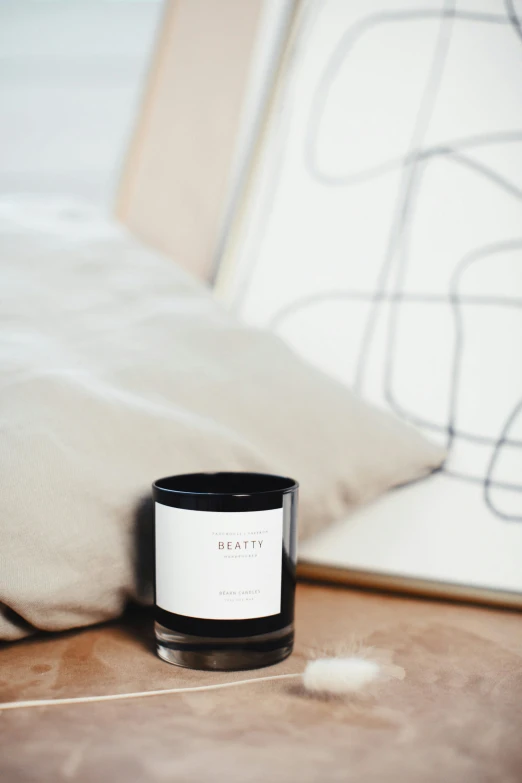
left=0, top=0, right=163, bottom=207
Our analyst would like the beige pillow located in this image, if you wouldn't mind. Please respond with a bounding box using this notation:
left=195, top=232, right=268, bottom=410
left=0, top=206, right=444, bottom=639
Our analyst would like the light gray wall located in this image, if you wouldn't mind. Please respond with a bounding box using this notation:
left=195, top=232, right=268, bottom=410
left=0, top=1, right=163, bottom=207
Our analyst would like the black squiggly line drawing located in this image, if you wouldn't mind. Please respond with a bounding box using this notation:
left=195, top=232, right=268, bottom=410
left=304, top=8, right=512, bottom=186
left=485, top=399, right=522, bottom=520
left=235, top=6, right=517, bottom=299
left=505, top=0, right=522, bottom=41
left=381, top=153, right=522, bottom=446
left=307, top=4, right=522, bottom=518
left=268, top=240, right=522, bottom=456
left=445, top=241, right=522, bottom=498
left=232, top=3, right=522, bottom=520
left=335, top=3, right=457, bottom=394
left=305, top=130, right=522, bottom=188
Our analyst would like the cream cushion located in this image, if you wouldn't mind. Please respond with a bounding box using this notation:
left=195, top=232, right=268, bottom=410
left=0, top=200, right=444, bottom=639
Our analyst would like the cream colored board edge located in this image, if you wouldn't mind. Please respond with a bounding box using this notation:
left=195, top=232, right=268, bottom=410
left=210, top=0, right=299, bottom=286
left=214, top=0, right=304, bottom=302
left=116, top=0, right=265, bottom=281
left=297, top=560, right=522, bottom=611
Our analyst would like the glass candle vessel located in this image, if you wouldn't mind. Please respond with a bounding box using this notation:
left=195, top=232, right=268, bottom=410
left=153, top=472, right=298, bottom=671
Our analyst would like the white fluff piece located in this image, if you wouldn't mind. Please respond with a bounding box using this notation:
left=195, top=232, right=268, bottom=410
left=303, top=657, right=380, bottom=695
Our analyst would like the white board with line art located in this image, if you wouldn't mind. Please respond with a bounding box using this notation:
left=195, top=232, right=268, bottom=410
left=218, top=0, right=522, bottom=604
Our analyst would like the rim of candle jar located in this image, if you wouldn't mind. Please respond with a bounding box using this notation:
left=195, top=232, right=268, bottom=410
left=153, top=471, right=299, bottom=498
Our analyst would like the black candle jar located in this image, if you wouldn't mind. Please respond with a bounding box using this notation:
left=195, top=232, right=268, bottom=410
left=153, top=472, right=298, bottom=671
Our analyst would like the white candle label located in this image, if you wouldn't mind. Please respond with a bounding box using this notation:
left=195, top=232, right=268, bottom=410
left=155, top=504, right=283, bottom=620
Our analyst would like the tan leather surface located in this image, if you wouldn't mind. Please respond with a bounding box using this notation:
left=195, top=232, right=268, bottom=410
left=2, top=583, right=522, bottom=782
